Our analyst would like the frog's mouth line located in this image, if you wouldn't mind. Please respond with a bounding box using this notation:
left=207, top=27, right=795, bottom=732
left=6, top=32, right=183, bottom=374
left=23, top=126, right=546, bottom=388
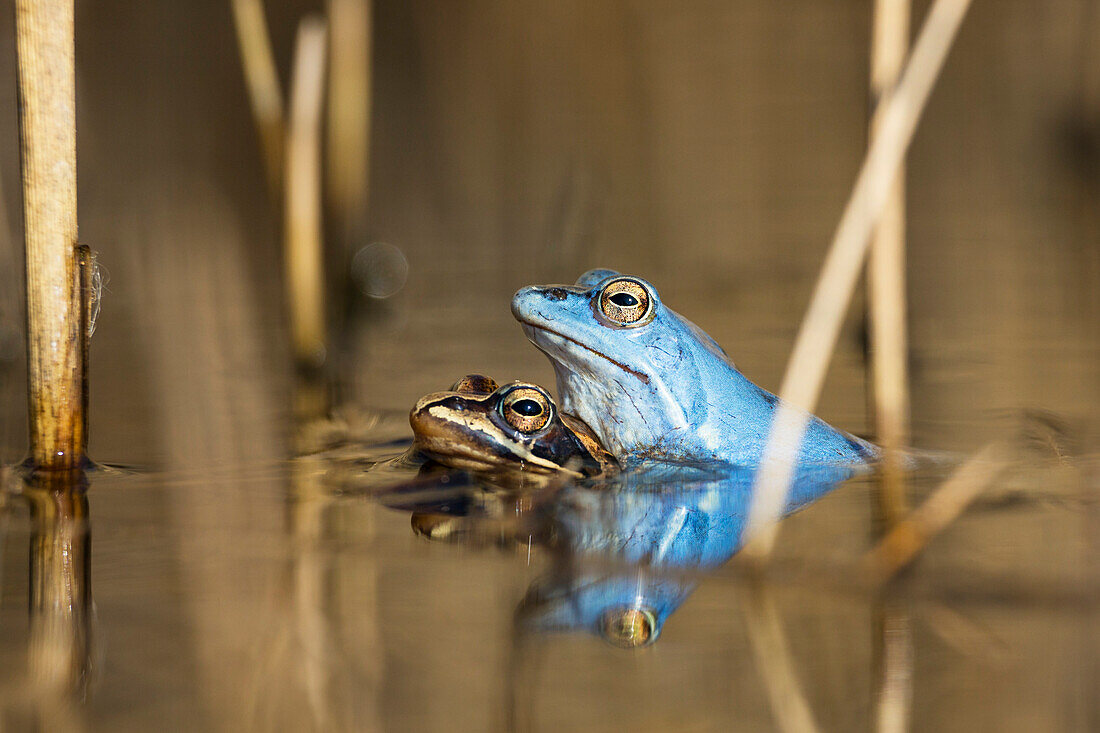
left=518, top=321, right=650, bottom=385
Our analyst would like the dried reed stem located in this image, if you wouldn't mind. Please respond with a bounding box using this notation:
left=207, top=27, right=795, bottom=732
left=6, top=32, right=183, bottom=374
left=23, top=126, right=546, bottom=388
left=230, top=0, right=285, bottom=200
left=865, top=443, right=1011, bottom=581
left=285, top=18, right=328, bottom=372
left=870, top=0, right=913, bottom=528
left=742, top=0, right=974, bottom=558
left=325, top=0, right=372, bottom=243
left=742, top=581, right=821, bottom=733
left=17, top=0, right=84, bottom=471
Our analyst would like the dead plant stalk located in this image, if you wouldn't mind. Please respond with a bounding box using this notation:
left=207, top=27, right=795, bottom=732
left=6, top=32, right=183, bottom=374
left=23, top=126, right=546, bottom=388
left=870, top=0, right=913, bottom=528
left=742, top=0, right=974, bottom=558
left=285, top=18, right=328, bottom=371
left=17, top=0, right=84, bottom=470
left=231, top=0, right=285, bottom=200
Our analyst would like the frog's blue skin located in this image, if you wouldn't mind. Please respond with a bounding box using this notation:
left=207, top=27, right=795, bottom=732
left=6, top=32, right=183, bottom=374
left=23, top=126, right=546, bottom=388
left=517, top=462, right=853, bottom=644
left=512, top=269, right=876, bottom=467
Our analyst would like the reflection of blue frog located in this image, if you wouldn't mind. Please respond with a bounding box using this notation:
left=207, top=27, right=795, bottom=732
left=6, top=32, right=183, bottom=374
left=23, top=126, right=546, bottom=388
left=517, top=462, right=855, bottom=647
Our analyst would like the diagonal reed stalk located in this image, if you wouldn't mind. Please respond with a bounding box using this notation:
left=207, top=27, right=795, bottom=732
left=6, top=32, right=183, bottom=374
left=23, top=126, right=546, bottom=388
left=17, top=0, right=84, bottom=471
left=865, top=442, right=1011, bottom=581
left=742, top=0, right=974, bottom=559
left=870, top=0, right=913, bottom=529
left=231, top=0, right=285, bottom=202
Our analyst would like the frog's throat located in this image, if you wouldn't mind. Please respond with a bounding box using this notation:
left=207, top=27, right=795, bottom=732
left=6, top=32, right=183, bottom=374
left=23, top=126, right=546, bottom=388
left=518, top=322, right=650, bottom=385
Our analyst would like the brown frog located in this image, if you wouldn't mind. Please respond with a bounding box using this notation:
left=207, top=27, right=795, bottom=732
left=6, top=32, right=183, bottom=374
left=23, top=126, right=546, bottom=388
left=410, top=374, right=616, bottom=478
left=406, top=374, right=617, bottom=541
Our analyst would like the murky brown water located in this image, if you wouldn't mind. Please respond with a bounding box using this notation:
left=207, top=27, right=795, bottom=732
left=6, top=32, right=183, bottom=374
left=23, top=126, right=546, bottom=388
left=1, top=1, right=1099, bottom=730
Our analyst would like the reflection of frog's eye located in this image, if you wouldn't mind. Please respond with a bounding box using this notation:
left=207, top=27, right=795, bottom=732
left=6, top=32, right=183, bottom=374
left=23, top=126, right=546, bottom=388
left=500, top=387, right=552, bottom=433
left=599, top=279, right=652, bottom=326
left=599, top=607, right=658, bottom=648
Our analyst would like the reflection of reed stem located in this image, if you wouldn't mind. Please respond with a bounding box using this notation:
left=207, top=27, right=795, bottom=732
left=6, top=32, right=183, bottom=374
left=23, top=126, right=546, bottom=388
left=743, top=0, right=974, bottom=558
left=866, top=443, right=1011, bottom=581
left=285, top=18, right=329, bottom=376
left=16, top=0, right=84, bottom=470
left=869, top=0, right=912, bottom=528
left=291, top=456, right=334, bottom=731
left=741, top=580, right=820, bottom=733
left=230, top=0, right=285, bottom=201
left=873, top=600, right=912, bottom=733
left=26, top=475, right=92, bottom=696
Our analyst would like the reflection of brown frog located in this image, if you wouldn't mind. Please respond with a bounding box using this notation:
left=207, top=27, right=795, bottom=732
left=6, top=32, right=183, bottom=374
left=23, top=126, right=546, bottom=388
left=405, top=374, right=617, bottom=541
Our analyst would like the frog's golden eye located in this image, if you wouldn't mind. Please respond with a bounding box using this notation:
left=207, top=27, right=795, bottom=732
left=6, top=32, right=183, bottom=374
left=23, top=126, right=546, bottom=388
left=599, top=607, right=658, bottom=649
left=599, top=278, right=652, bottom=326
left=500, top=387, right=552, bottom=433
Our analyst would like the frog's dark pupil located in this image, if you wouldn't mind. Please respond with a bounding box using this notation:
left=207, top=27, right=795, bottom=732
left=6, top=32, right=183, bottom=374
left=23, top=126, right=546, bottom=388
left=610, top=292, right=639, bottom=307
left=511, top=399, right=543, bottom=417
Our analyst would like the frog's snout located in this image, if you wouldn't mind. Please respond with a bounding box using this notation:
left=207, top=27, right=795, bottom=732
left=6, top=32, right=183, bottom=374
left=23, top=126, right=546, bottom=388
left=512, top=285, right=577, bottom=323
left=511, top=285, right=540, bottom=321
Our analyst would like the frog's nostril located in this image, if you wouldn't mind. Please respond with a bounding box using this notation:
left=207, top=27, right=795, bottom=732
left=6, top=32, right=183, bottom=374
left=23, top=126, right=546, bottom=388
left=545, top=288, right=568, bottom=301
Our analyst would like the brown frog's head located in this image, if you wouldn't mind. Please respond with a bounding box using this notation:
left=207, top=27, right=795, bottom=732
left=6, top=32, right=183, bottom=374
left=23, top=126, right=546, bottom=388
left=410, top=374, right=615, bottom=477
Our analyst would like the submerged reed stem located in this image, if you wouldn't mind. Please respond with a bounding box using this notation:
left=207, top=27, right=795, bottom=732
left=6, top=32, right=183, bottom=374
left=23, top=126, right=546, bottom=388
left=742, top=0, right=974, bottom=559
left=17, top=0, right=84, bottom=471
left=869, top=0, right=913, bottom=528
left=26, top=476, right=92, bottom=695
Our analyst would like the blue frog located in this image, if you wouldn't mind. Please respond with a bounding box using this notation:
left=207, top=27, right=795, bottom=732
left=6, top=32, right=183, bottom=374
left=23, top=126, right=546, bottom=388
left=511, top=269, right=876, bottom=467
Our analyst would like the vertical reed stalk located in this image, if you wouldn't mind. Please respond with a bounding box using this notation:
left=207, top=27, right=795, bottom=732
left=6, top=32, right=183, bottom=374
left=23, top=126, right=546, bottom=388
left=16, top=0, right=84, bottom=471
left=231, top=0, right=285, bottom=201
left=285, top=18, right=329, bottom=377
left=867, top=7, right=914, bottom=731
left=325, top=0, right=372, bottom=243
left=869, top=0, right=912, bottom=528
left=742, top=0, right=974, bottom=559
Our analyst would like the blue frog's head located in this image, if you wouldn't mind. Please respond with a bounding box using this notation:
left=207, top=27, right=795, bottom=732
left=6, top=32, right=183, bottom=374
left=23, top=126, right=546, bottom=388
left=511, top=269, right=741, bottom=462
